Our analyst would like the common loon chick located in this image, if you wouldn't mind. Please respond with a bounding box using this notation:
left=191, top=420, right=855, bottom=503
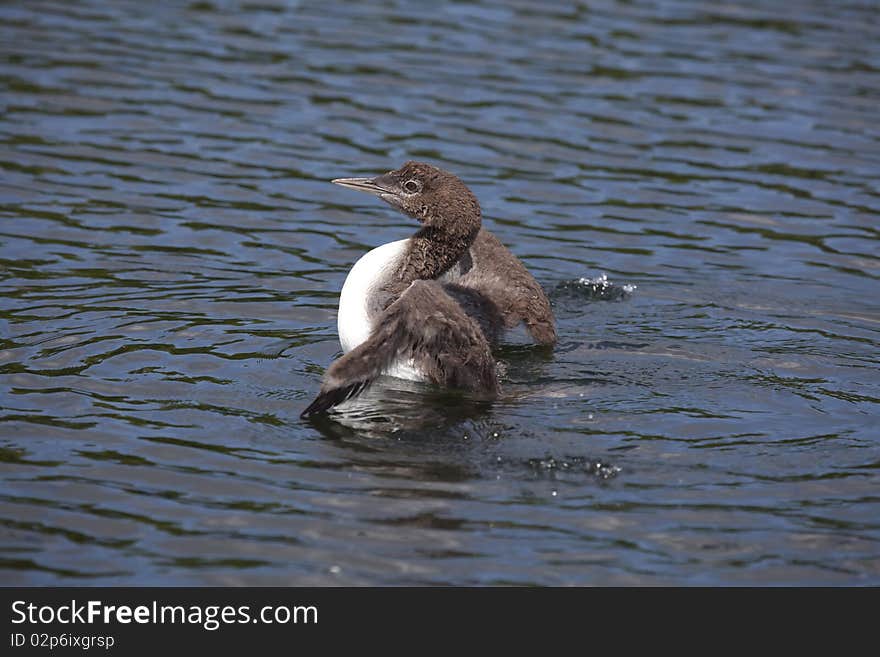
left=301, top=161, right=556, bottom=417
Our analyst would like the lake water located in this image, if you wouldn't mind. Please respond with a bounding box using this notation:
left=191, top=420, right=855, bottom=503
left=1, top=0, right=878, bottom=585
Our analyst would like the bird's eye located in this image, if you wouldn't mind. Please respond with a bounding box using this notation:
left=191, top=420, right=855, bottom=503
left=402, top=179, right=421, bottom=194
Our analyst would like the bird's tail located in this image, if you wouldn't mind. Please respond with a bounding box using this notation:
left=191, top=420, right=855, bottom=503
left=299, top=330, right=401, bottom=417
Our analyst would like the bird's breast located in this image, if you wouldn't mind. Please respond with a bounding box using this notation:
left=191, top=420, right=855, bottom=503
left=337, top=239, right=408, bottom=353
left=337, top=239, right=426, bottom=382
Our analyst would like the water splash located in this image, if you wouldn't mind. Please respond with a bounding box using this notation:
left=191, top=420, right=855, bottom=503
left=553, top=274, right=637, bottom=302
left=528, top=455, right=621, bottom=480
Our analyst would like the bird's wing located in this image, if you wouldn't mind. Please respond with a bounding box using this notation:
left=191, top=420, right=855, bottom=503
left=301, top=279, right=498, bottom=417
left=463, top=230, right=557, bottom=346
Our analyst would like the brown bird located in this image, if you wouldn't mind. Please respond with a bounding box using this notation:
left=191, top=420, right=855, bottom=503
left=301, top=161, right=556, bottom=417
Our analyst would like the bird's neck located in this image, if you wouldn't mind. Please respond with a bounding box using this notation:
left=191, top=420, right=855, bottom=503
left=385, top=224, right=479, bottom=299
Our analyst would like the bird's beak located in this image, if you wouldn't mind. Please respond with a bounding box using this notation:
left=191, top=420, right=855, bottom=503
left=331, top=176, right=390, bottom=196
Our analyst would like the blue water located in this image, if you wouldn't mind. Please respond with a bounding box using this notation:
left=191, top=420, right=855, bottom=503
left=1, top=0, right=879, bottom=585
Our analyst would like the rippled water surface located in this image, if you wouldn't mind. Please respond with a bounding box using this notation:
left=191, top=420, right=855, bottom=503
left=2, top=0, right=879, bottom=585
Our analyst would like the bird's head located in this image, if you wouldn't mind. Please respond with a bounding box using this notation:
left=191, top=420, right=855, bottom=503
left=332, top=161, right=481, bottom=237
